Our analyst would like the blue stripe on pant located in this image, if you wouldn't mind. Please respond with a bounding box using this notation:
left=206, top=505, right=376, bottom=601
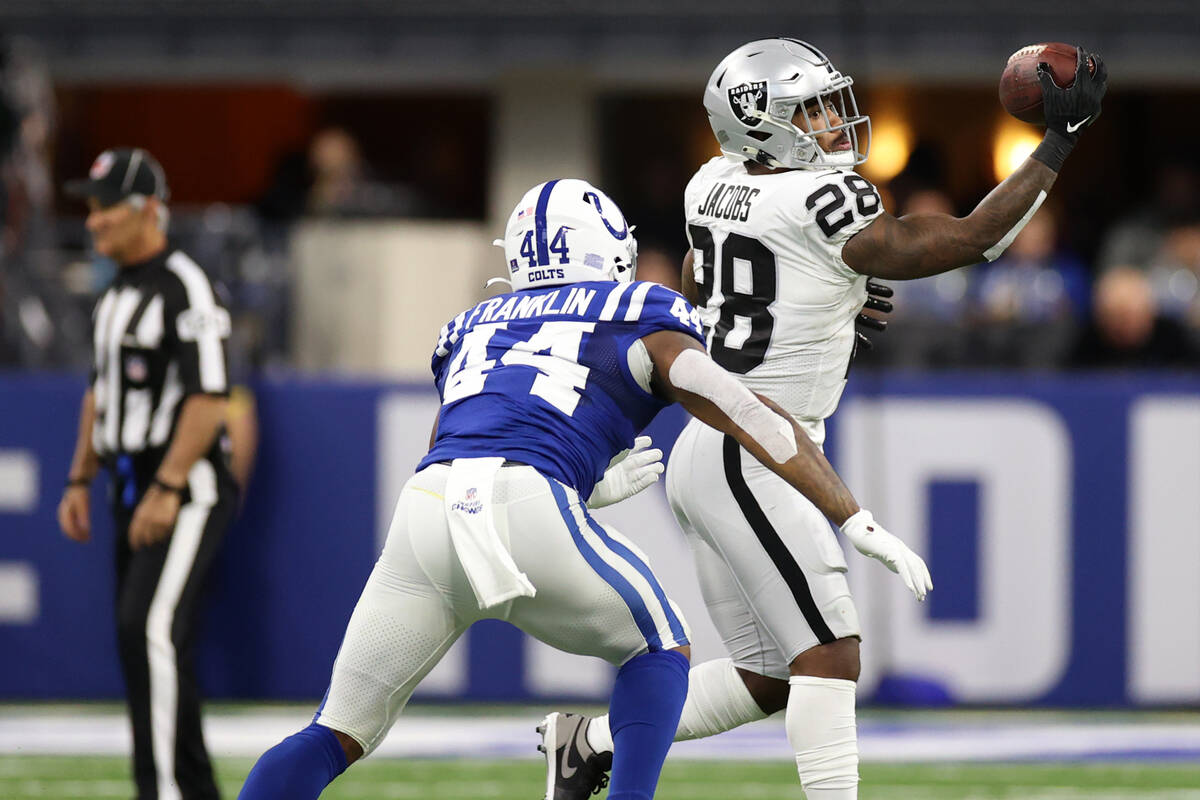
left=547, top=478, right=687, bottom=652
left=582, top=516, right=690, bottom=648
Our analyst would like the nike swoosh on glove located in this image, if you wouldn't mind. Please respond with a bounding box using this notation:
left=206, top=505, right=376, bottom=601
left=1039, top=47, right=1108, bottom=142
left=588, top=436, right=665, bottom=509
left=840, top=509, right=933, bottom=601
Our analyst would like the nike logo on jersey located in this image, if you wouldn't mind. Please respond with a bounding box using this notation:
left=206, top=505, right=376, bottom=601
left=697, top=182, right=761, bottom=222
left=1066, top=116, right=1092, bottom=133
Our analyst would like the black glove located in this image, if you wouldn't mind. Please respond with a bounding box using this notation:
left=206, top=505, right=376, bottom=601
left=1032, top=47, right=1108, bottom=171
left=854, top=280, right=893, bottom=352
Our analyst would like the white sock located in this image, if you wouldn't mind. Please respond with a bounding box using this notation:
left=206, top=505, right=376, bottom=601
left=585, top=711, right=614, bottom=754
left=787, top=675, right=859, bottom=799
left=586, top=658, right=767, bottom=753
left=675, top=657, right=768, bottom=740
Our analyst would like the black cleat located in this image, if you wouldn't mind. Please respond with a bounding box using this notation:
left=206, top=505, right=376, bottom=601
left=536, top=712, right=612, bottom=800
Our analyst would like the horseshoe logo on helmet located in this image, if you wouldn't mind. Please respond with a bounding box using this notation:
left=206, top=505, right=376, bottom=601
left=582, top=191, right=629, bottom=240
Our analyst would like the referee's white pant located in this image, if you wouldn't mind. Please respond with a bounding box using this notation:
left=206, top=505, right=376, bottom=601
left=315, top=462, right=690, bottom=755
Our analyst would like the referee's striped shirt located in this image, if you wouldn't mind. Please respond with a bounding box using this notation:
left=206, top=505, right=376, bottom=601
left=90, top=247, right=231, bottom=466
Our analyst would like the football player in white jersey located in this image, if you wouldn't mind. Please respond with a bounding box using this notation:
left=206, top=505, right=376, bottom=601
left=544, top=37, right=1106, bottom=800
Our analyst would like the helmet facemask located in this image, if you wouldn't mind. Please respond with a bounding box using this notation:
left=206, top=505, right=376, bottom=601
left=768, top=79, right=870, bottom=168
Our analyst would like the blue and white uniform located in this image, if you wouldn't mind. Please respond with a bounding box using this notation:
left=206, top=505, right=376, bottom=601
left=422, top=280, right=704, bottom=499
left=317, top=279, right=704, bottom=755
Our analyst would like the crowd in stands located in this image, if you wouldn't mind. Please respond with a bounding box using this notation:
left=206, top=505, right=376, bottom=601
left=0, top=42, right=1196, bottom=375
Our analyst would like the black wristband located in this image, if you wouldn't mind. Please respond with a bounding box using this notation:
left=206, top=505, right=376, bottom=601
left=1031, top=129, right=1076, bottom=173
left=151, top=476, right=186, bottom=495
left=65, top=477, right=91, bottom=489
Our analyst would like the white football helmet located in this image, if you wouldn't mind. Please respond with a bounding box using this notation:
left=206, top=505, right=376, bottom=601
left=499, top=179, right=637, bottom=291
left=703, top=38, right=871, bottom=170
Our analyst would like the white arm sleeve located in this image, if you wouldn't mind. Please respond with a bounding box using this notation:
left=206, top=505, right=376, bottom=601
left=668, top=348, right=798, bottom=463
left=982, top=190, right=1048, bottom=261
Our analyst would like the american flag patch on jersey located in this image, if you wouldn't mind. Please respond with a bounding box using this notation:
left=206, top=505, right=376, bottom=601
left=584, top=253, right=604, bottom=269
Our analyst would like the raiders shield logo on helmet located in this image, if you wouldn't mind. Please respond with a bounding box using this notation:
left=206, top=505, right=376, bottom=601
left=727, top=81, right=768, bottom=127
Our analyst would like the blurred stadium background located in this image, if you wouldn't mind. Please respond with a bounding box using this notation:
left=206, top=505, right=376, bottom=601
left=1, top=1, right=1198, bottom=797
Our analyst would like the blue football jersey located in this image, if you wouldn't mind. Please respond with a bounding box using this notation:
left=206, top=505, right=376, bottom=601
left=419, top=280, right=706, bottom=499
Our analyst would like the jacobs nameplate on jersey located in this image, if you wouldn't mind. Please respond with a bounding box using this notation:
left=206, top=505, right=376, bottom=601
left=697, top=182, right=760, bottom=222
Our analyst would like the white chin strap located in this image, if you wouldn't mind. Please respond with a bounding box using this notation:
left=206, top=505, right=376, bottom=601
left=668, top=348, right=798, bottom=463
left=740, top=145, right=784, bottom=168
left=813, top=148, right=858, bottom=167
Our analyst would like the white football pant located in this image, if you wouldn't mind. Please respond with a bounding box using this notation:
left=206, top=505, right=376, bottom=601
left=668, top=418, right=860, bottom=679
left=316, top=463, right=690, bottom=754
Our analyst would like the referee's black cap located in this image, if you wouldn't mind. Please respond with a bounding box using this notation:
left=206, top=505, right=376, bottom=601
left=65, top=148, right=169, bottom=207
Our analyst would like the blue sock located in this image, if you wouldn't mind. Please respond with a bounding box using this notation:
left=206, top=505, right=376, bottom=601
left=606, top=649, right=690, bottom=800
left=237, top=722, right=349, bottom=800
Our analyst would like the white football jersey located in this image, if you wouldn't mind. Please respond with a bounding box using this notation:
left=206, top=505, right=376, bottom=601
left=683, top=156, right=882, bottom=431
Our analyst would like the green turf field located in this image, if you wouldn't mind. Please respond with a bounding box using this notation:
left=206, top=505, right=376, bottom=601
left=3, top=756, right=1200, bottom=799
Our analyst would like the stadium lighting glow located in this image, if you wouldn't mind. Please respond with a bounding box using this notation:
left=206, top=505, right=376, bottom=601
left=993, top=121, right=1043, bottom=181
left=860, top=116, right=912, bottom=183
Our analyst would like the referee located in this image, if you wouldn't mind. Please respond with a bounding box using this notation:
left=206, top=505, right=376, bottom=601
left=57, top=148, right=237, bottom=800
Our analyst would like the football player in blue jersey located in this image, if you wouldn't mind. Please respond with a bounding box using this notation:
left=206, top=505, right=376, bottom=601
left=237, top=179, right=907, bottom=800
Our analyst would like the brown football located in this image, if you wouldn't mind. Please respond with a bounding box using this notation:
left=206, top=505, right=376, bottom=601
left=999, top=42, right=1095, bottom=124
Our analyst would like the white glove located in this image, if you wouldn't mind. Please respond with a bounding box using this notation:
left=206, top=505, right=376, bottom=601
left=587, top=436, right=665, bottom=509
left=840, top=509, right=933, bottom=602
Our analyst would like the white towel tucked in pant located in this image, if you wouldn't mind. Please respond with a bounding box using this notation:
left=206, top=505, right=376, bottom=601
left=444, top=457, right=536, bottom=609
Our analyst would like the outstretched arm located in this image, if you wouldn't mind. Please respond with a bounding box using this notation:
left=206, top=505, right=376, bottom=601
left=643, top=329, right=858, bottom=525
left=843, top=159, right=1057, bottom=280
left=843, top=48, right=1107, bottom=280
left=641, top=329, right=931, bottom=599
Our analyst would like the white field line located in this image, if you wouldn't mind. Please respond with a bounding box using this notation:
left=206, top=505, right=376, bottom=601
left=2, top=779, right=1200, bottom=800
left=2, top=711, right=1200, bottom=763
left=875, top=792, right=1200, bottom=800
left=0, top=780, right=131, bottom=797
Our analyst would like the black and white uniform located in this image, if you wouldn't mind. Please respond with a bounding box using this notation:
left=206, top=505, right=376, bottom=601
left=671, top=156, right=883, bottom=678
left=89, top=246, right=237, bottom=800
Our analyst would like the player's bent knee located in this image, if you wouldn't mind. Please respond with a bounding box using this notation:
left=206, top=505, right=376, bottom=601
left=789, top=637, right=861, bottom=682
left=670, top=644, right=692, bottom=662
left=332, top=729, right=364, bottom=765
left=736, top=667, right=791, bottom=715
